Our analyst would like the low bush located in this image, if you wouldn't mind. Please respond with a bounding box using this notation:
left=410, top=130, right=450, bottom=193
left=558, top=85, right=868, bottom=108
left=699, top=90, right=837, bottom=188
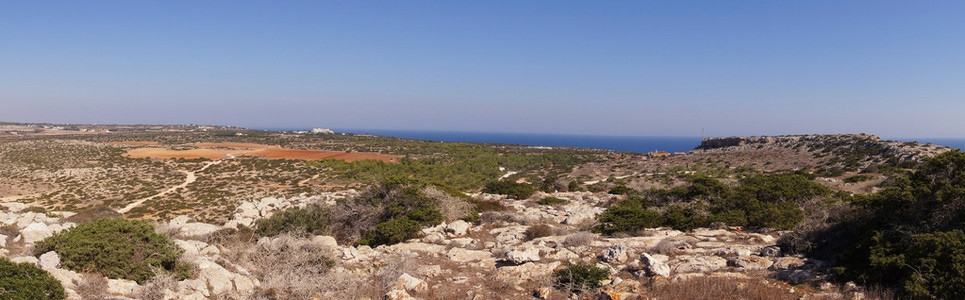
left=553, top=262, right=610, bottom=293
left=0, top=257, right=66, bottom=300
left=483, top=181, right=535, bottom=199
left=843, top=175, right=874, bottom=183
left=524, top=224, right=554, bottom=241
left=536, top=197, right=568, bottom=206
left=607, top=185, right=634, bottom=195
left=358, top=217, right=421, bottom=246
left=254, top=205, right=328, bottom=237
left=35, top=218, right=193, bottom=284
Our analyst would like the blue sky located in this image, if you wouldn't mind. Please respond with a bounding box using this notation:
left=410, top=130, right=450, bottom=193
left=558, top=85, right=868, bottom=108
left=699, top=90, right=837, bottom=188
left=1, top=1, right=963, bottom=138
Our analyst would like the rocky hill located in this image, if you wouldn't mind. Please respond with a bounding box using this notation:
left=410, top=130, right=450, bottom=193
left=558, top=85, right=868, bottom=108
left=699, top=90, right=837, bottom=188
left=694, top=134, right=948, bottom=170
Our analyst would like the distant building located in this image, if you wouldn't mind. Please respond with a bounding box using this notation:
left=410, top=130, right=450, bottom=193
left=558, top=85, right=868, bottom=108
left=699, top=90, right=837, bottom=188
left=673, top=152, right=687, bottom=155
left=649, top=152, right=670, bottom=157
left=312, top=128, right=334, bottom=134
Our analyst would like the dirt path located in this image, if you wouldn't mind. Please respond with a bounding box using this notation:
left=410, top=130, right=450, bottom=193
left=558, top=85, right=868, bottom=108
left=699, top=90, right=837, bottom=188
left=298, top=174, right=321, bottom=187
left=118, top=160, right=221, bottom=214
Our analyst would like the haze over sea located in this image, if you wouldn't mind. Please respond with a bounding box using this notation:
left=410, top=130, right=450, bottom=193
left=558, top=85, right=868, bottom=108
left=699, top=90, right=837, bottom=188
left=260, top=128, right=965, bottom=154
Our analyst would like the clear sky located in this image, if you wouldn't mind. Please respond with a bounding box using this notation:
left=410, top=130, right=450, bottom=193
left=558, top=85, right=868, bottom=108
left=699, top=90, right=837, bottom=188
left=1, top=1, right=963, bottom=138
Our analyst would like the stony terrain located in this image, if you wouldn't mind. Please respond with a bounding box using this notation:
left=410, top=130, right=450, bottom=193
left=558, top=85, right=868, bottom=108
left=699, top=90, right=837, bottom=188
left=2, top=190, right=865, bottom=299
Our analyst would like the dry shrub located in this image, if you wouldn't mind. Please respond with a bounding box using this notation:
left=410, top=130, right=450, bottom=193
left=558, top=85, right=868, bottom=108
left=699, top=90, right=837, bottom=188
left=778, top=203, right=863, bottom=261
left=525, top=224, right=555, bottom=241
left=652, top=276, right=798, bottom=300
left=73, top=273, right=108, bottom=300
left=649, top=238, right=685, bottom=255
left=424, top=186, right=473, bottom=222
left=229, top=233, right=336, bottom=299
left=133, top=272, right=178, bottom=300
left=327, top=198, right=384, bottom=244
left=374, top=254, right=420, bottom=294
left=563, top=231, right=596, bottom=247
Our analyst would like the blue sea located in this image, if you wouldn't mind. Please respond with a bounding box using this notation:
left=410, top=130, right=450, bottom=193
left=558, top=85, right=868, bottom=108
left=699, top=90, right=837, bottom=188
left=261, top=128, right=701, bottom=153
left=257, top=128, right=965, bottom=154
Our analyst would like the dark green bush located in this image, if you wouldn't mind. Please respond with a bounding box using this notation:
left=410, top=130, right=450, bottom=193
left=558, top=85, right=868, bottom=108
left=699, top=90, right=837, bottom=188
left=553, top=262, right=610, bottom=293
left=483, top=181, right=536, bottom=199
left=358, top=217, right=421, bottom=246
left=594, top=196, right=662, bottom=235
left=0, top=257, right=65, bottom=300
left=35, top=218, right=193, bottom=284
left=536, top=197, right=568, bottom=205
left=843, top=175, right=874, bottom=183
left=254, top=205, right=328, bottom=237
left=608, top=185, right=634, bottom=195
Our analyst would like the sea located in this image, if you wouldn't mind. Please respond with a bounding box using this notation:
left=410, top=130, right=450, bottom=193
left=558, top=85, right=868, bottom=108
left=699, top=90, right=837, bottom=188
left=256, top=128, right=965, bottom=154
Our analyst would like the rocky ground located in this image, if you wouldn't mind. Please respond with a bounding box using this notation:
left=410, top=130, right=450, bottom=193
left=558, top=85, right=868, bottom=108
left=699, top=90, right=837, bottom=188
left=1, top=189, right=870, bottom=300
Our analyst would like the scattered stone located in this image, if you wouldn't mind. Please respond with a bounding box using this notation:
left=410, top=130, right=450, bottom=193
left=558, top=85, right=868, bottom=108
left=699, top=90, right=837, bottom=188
left=393, top=273, right=428, bottom=292
left=601, top=244, right=629, bottom=263
left=640, top=253, right=671, bottom=278
left=22, top=222, right=52, bottom=243
left=505, top=247, right=541, bottom=265
left=760, top=245, right=781, bottom=257
left=38, top=251, right=60, bottom=270
left=728, top=256, right=773, bottom=271
left=446, top=220, right=471, bottom=237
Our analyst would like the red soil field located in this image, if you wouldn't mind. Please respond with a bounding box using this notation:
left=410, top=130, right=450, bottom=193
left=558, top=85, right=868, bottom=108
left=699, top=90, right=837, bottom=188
left=194, top=142, right=280, bottom=149
left=106, top=141, right=161, bottom=146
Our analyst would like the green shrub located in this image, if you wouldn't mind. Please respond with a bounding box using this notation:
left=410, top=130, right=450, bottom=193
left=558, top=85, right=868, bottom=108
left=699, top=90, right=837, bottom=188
left=483, top=181, right=536, bottom=199
left=254, top=205, right=328, bottom=237
left=358, top=217, right=421, bottom=246
left=553, top=262, right=610, bottom=293
left=594, top=204, right=661, bottom=235
left=536, top=197, right=568, bottom=205
left=608, top=185, right=634, bottom=195
left=661, top=206, right=709, bottom=231
left=35, top=218, right=193, bottom=284
left=0, top=257, right=65, bottom=300
left=843, top=175, right=874, bottom=183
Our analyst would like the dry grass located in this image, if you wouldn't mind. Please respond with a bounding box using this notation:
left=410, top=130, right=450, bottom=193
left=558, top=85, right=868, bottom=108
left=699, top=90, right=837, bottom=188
left=525, top=224, right=555, bottom=241
left=651, top=276, right=799, bottom=300
left=226, top=233, right=337, bottom=299
left=563, top=231, right=596, bottom=247
left=73, top=273, right=109, bottom=300
left=424, top=186, right=473, bottom=222
left=133, top=272, right=178, bottom=300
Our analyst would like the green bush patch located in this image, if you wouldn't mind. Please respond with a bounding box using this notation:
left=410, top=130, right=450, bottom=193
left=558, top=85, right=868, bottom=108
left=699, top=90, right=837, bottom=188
left=0, top=257, right=65, bottom=300
left=35, top=218, right=193, bottom=284
left=536, top=197, right=568, bottom=206
left=553, top=262, right=610, bottom=293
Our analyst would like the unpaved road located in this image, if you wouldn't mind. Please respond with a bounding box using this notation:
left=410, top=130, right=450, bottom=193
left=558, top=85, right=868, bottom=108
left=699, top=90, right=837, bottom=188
left=118, top=160, right=221, bottom=214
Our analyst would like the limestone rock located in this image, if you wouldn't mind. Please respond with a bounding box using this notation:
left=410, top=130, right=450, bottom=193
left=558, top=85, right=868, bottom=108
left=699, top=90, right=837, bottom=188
left=10, top=256, right=38, bottom=265
left=106, top=279, right=140, bottom=296
left=505, top=247, right=540, bottom=265
left=0, top=202, right=26, bottom=212
left=447, top=248, right=492, bottom=263
left=728, top=256, right=773, bottom=271
left=38, top=251, right=60, bottom=270
left=446, top=220, right=471, bottom=237
left=672, top=255, right=727, bottom=274
left=760, top=245, right=781, bottom=257
left=640, top=253, right=671, bottom=278
left=0, top=234, right=7, bottom=248
left=601, top=244, right=629, bottom=263
left=771, top=257, right=806, bottom=270
left=393, top=273, right=428, bottom=292
left=312, top=235, right=339, bottom=249
left=384, top=289, right=413, bottom=300
left=178, top=223, right=221, bottom=238
left=22, top=222, right=52, bottom=243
